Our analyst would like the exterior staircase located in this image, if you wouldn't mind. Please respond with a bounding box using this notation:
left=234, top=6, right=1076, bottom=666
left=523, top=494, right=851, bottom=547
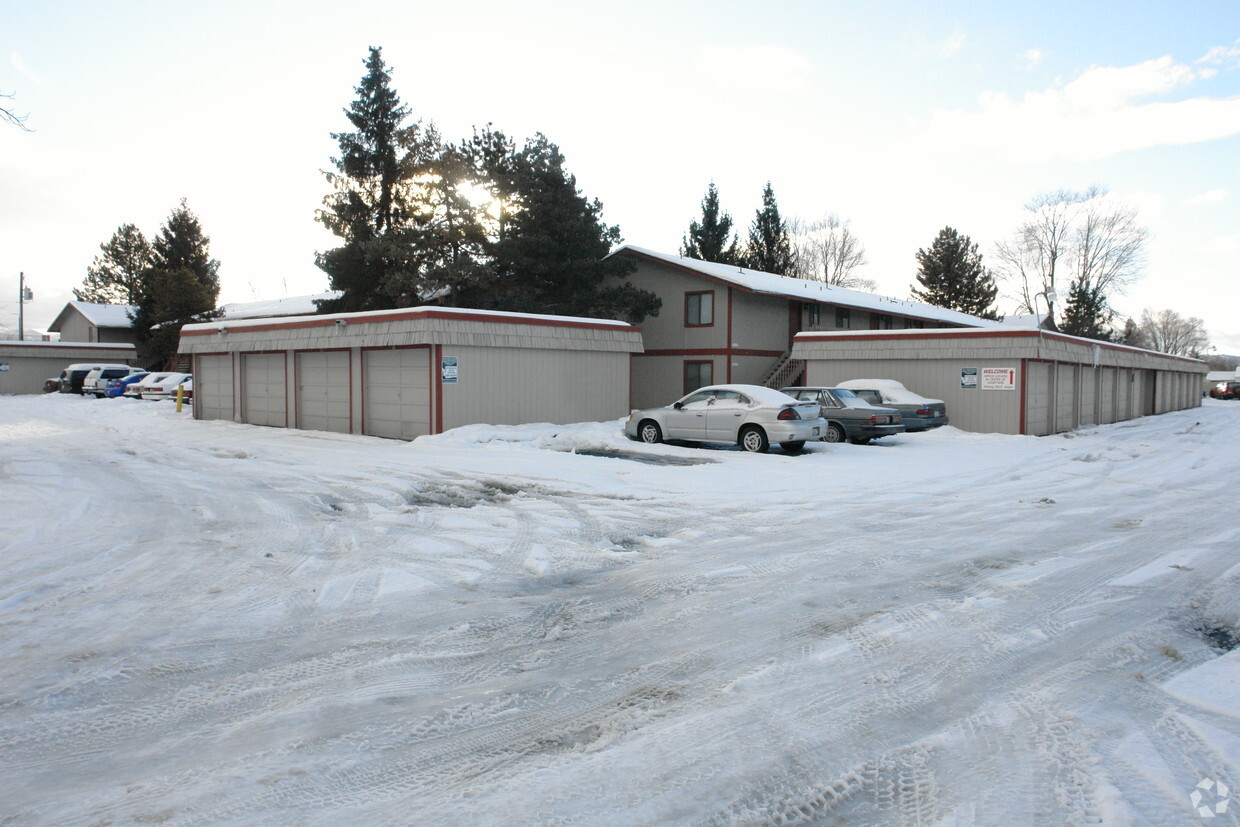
left=759, top=351, right=805, bottom=389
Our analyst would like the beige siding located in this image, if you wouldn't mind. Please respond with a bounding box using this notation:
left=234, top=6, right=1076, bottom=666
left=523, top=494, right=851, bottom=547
left=442, top=346, right=630, bottom=428
left=57, top=312, right=95, bottom=343
left=729, top=290, right=789, bottom=354
left=805, top=357, right=1025, bottom=434
left=0, top=344, right=137, bottom=395
left=631, top=354, right=703, bottom=409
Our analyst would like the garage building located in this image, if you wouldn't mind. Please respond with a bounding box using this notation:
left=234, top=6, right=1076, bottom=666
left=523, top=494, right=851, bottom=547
left=0, top=341, right=138, bottom=395
left=178, top=307, right=643, bottom=438
left=791, top=328, right=1206, bottom=435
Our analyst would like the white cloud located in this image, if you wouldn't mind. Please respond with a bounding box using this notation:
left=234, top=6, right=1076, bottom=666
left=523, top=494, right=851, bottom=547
left=938, top=28, right=966, bottom=59
left=693, top=45, right=813, bottom=96
left=1198, top=41, right=1240, bottom=67
left=1019, top=48, right=1045, bottom=69
left=923, top=56, right=1240, bottom=163
left=1183, top=189, right=1229, bottom=208
left=10, top=53, right=45, bottom=87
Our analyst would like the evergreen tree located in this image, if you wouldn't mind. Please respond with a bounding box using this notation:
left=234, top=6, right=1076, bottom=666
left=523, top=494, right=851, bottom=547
left=131, top=200, right=221, bottom=367
left=459, top=133, right=659, bottom=323
left=316, top=46, right=438, bottom=313
left=1059, top=278, right=1113, bottom=339
left=1117, top=317, right=1144, bottom=347
left=131, top=268, right=218, bottom=368
left=680, top=183, right=742, bottom=265
left=743, top=182, right=794, bottom=275
left=150, top=199, right=221, bottom=297
left=911, top=227, right=998, bottom=319
left=75, top=223, right=150, bottom=304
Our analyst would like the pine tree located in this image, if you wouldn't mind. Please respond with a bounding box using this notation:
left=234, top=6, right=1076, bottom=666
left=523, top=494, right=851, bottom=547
left=680, top=183, right=742, bottom=265
left=316, top=46, right=437, bottom=314
left=459, top=133, right=659, bottom=323
left=743, top=182, right=794, bottom=275
left=75, top=223, right=150, bottom=304
left=1059, top=279, right=1113, bottom=339
left=131, top=200, right=221, bottom=367
left=911, top=227, right=998, bottom=319
left=150, top=199, right=221, bottom=298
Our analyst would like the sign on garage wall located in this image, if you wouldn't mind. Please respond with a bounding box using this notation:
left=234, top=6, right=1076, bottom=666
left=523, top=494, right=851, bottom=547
left=441, top=356, right=458, bottom=384
left=960, top=367, right=977, bottom=389
left=982, top=367, right=1017, bottom=390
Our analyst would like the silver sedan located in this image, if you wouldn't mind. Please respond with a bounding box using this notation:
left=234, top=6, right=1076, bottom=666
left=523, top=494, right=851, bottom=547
left=624, top=384, right=824, bottom=454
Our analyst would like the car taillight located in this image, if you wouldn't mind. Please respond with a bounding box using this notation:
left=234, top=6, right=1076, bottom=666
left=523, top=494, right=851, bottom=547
left=916, top=408, right=933, bottom=416
left=777, top=407, right=800, bottom=421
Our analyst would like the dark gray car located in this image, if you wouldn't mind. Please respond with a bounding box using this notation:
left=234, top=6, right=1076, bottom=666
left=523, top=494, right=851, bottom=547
left=779, top=386, right=905, bottom=444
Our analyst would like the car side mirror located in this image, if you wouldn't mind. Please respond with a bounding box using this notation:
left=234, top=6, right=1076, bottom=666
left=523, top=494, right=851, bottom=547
left=673, top=401, right=683, bottom=409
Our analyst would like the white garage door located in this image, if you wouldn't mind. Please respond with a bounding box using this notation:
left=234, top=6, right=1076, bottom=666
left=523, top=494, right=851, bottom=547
left=243, top=353, right=287, bottom=427
left=364, top=348, right=430, bottom=440
left=297, top=350, right=350, bottom=434
left=195, top=354, right=234, bottom=421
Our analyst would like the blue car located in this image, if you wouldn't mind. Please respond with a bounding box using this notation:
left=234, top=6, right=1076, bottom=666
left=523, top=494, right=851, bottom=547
left=104, top=372, right=149, bottom=398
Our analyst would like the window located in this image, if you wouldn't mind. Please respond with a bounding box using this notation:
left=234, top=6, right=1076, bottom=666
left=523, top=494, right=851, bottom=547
left=684, top=360, right=713, bottom=394
left=872, top=314, right=893, bottom=330
left=807, top=305, right=820, bottom=327
left=685, top=291, right=714, bottom=327
left=908, top=318, right=924, bottom=329
left=835, top=307, right=851, bottom=329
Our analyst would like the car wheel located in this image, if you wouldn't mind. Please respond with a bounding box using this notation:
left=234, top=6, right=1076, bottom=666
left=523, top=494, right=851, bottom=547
left=739, top=425, right=769, bottom=453
left=823, top=423, right=846, bottom=443
left=638, top=420, right=663, bottom=444
left=780, top=440, right=806, bottom=454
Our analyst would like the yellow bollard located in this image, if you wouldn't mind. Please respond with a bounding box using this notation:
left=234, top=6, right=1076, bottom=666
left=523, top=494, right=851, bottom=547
left=176, top=383, right=184, bottom=413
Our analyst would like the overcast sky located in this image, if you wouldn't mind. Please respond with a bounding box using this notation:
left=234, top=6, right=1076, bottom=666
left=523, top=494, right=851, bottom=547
left=2, top=1, right=1238, bottom=351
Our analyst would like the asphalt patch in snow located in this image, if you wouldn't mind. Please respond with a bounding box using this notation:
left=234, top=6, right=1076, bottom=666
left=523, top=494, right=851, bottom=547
left=569, top=448, right=717, bottom=466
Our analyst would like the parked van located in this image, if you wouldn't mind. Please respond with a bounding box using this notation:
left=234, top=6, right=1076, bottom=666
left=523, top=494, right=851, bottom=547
left=81, top=365, right=146, bottom=398
left=58, top=363, right=108, bottom=395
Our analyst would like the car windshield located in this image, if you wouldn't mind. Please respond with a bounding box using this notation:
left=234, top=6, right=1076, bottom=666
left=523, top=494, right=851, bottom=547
left=830, top=388, right=860, bottom=401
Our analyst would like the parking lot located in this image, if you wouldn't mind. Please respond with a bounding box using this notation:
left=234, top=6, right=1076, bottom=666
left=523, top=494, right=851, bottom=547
left=1, top=394, right=1237, bottom=824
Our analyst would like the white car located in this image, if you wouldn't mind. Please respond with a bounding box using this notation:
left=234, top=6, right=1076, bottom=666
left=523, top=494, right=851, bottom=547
left=624, top=384, right=824, bottom=453
left=125, top=372, right=174, bottom=398
left=135, top=372, right=192, bottom=400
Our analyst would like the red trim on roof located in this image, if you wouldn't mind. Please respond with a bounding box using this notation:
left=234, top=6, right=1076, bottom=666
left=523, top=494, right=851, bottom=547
left=640, top=348, right=784, bottom=358
left=794, top=328, right=1206, bottom=367
left=180, top=307, right=636, bottom=337
left=0, top=341, right=136, bottom=351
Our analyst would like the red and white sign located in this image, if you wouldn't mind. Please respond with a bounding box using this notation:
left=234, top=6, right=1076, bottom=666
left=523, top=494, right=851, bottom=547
left=982, top=367, right=1016, bottom=390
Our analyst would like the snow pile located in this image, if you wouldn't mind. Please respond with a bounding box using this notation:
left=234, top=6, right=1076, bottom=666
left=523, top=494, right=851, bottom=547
left=1, top=395, right=1238, bottom=824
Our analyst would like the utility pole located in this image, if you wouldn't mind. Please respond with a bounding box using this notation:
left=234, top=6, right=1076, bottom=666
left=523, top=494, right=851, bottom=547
left=18, top=272, right=33, bottom=341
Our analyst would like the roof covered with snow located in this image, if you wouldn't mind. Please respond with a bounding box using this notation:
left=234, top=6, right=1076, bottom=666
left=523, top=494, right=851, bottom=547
left=218, top=292, right=341, bottom=320
left=182, top=304, right=636, bottom=335
left=48, top=301, right=137, bottom=332
left=611, top=245, right=998, bottom=328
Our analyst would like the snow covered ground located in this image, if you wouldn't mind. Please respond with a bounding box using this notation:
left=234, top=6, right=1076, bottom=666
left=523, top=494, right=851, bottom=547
left=1, top=394, right=1238, bottom=825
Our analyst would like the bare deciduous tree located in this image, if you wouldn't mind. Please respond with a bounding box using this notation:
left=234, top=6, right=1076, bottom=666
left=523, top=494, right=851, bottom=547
left=1133, top=308, right=1210, bottom=358
left=993, top=187, right=1146, bottom=333
left=1, top=90, right=32, bottom=131
left=787, top=214, right=875, bottom=291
